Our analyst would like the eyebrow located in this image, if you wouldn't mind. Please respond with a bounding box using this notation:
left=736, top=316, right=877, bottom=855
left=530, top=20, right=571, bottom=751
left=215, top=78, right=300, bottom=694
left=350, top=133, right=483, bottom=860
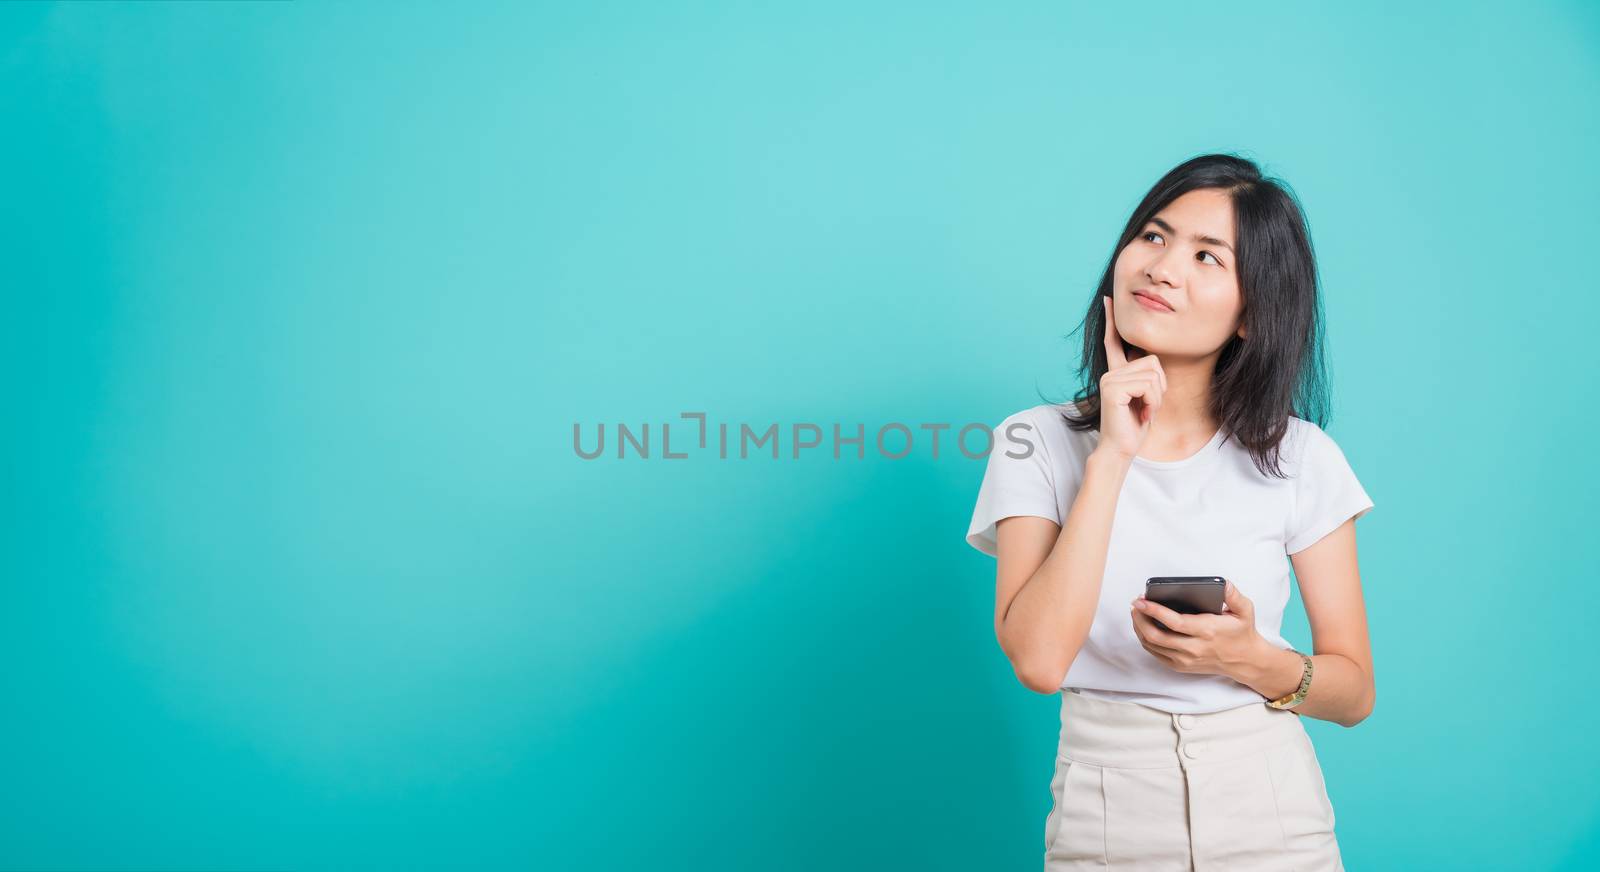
left=1149, top=216, right=1234, bottom=255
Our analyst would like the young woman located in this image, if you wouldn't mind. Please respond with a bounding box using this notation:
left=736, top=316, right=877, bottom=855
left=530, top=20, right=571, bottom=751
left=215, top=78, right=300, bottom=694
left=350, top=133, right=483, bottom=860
left=966, top=153, right=1374, bottom=871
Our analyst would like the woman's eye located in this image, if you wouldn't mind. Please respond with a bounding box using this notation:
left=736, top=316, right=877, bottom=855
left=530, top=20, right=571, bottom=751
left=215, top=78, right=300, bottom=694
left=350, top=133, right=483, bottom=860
left=1141, top=231, right=1221, bottom=267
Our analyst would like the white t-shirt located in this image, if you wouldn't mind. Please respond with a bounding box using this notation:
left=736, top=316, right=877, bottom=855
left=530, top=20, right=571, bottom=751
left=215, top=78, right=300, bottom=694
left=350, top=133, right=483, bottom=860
left=966, top=402, right=1374, bottom=714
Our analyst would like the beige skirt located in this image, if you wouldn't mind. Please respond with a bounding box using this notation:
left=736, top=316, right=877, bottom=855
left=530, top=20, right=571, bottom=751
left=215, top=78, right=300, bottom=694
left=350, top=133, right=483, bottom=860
left=1045, top=689, right=1343, bottom=871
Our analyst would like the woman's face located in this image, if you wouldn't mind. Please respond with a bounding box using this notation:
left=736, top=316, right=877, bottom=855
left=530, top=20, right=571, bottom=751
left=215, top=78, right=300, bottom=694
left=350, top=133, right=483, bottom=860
left=1111, top=187, right=1246, bottom=360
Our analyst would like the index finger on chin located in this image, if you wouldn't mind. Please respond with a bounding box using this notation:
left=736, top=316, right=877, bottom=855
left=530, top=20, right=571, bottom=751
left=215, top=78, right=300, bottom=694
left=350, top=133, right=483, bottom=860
left=1103, top=295, right=1128, bottom=369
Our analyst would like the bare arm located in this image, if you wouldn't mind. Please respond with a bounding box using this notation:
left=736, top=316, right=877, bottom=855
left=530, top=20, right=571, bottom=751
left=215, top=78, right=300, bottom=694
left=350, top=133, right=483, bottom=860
left=994, top=451, right=1133, bottom=694
left=1232, top=518, right=1376, bottom=727
left=993, top=294, right=1164, bottom=694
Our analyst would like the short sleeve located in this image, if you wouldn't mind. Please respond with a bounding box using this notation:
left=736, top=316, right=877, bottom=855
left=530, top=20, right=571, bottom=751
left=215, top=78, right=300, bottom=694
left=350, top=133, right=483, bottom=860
left=965, top=410, right=1061, bottom=558
left=1285, top=424, right=1375, bottom=555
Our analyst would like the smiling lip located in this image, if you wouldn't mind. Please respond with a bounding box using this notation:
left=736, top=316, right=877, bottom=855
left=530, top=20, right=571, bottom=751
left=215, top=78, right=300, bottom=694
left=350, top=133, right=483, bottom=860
left=1133, top=290, right=1175, bottom=312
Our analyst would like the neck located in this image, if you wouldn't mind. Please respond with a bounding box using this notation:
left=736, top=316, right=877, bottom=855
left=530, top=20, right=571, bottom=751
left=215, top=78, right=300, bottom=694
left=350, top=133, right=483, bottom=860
left=1128, top=347, right=1220, bottom=440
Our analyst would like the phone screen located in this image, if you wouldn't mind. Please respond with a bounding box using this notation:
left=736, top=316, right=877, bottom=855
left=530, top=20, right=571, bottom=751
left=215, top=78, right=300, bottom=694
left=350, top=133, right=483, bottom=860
left=1144, top=576, right=1226, bottom=616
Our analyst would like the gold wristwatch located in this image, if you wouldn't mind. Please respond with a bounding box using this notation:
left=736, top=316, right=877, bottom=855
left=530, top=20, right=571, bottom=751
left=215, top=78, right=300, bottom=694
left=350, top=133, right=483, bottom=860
left=1265, top=649, right=1314, bottom=711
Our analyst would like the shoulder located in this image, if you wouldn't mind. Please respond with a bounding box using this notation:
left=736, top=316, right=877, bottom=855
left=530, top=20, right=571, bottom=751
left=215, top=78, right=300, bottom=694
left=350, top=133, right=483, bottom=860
left=1280, top=415, right=1352, bottom=472
left=990, top=402, right=1095, bottom=466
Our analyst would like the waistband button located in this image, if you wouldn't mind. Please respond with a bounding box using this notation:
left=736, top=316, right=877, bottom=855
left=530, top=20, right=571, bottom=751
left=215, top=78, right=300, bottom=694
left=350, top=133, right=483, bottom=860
left=1177, top=714, right=1198, bottom=730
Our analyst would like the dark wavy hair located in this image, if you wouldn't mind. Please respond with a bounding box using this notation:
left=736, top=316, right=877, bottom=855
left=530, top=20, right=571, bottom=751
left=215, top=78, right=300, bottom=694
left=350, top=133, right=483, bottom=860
left=1042, top=153, right=1329, bottom=479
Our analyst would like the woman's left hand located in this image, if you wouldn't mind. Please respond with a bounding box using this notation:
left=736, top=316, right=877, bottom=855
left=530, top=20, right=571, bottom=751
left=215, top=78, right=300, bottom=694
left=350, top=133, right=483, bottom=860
left=1130, top=580, right=1264, bottom=679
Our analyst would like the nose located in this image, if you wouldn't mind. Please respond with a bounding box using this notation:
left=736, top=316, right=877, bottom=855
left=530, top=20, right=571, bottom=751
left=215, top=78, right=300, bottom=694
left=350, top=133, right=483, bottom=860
left=1145, top=247, right=1180, bottom=287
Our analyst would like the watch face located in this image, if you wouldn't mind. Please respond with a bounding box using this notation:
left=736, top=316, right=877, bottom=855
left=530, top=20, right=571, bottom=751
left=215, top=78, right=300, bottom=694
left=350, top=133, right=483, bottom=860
left=1268, top=691, right=1304, bottom=709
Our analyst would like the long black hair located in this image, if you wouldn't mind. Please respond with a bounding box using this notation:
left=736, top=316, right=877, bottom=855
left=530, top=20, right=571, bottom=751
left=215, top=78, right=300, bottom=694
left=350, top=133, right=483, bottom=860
left=1044, top=153, right=1329, bottom=479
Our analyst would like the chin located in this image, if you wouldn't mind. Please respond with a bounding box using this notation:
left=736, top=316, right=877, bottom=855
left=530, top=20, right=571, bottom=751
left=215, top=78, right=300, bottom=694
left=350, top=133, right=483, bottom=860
left=1126, top=337, right=1189, bottom=360
left=1119, top=327, right=1165, bottom=354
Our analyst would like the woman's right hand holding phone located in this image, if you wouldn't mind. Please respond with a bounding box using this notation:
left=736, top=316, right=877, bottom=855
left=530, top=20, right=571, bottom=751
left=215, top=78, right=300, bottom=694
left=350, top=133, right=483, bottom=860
left=1093, top=294, right=1167, bottom=464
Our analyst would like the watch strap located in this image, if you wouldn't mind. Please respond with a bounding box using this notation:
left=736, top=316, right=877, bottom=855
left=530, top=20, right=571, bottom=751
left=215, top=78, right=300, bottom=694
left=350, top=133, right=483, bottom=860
left=1265, top=649, right=1314, bottom=710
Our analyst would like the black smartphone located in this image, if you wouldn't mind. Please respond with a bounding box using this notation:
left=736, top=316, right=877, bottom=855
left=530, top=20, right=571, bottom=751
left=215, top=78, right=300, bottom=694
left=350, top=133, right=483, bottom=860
left=1144, top=576, right=1227, bottom=622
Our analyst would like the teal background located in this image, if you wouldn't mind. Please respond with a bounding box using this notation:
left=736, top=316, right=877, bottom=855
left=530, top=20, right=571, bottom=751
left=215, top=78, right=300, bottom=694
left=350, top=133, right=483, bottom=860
left=4, top=1, right=1597, bottom=869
